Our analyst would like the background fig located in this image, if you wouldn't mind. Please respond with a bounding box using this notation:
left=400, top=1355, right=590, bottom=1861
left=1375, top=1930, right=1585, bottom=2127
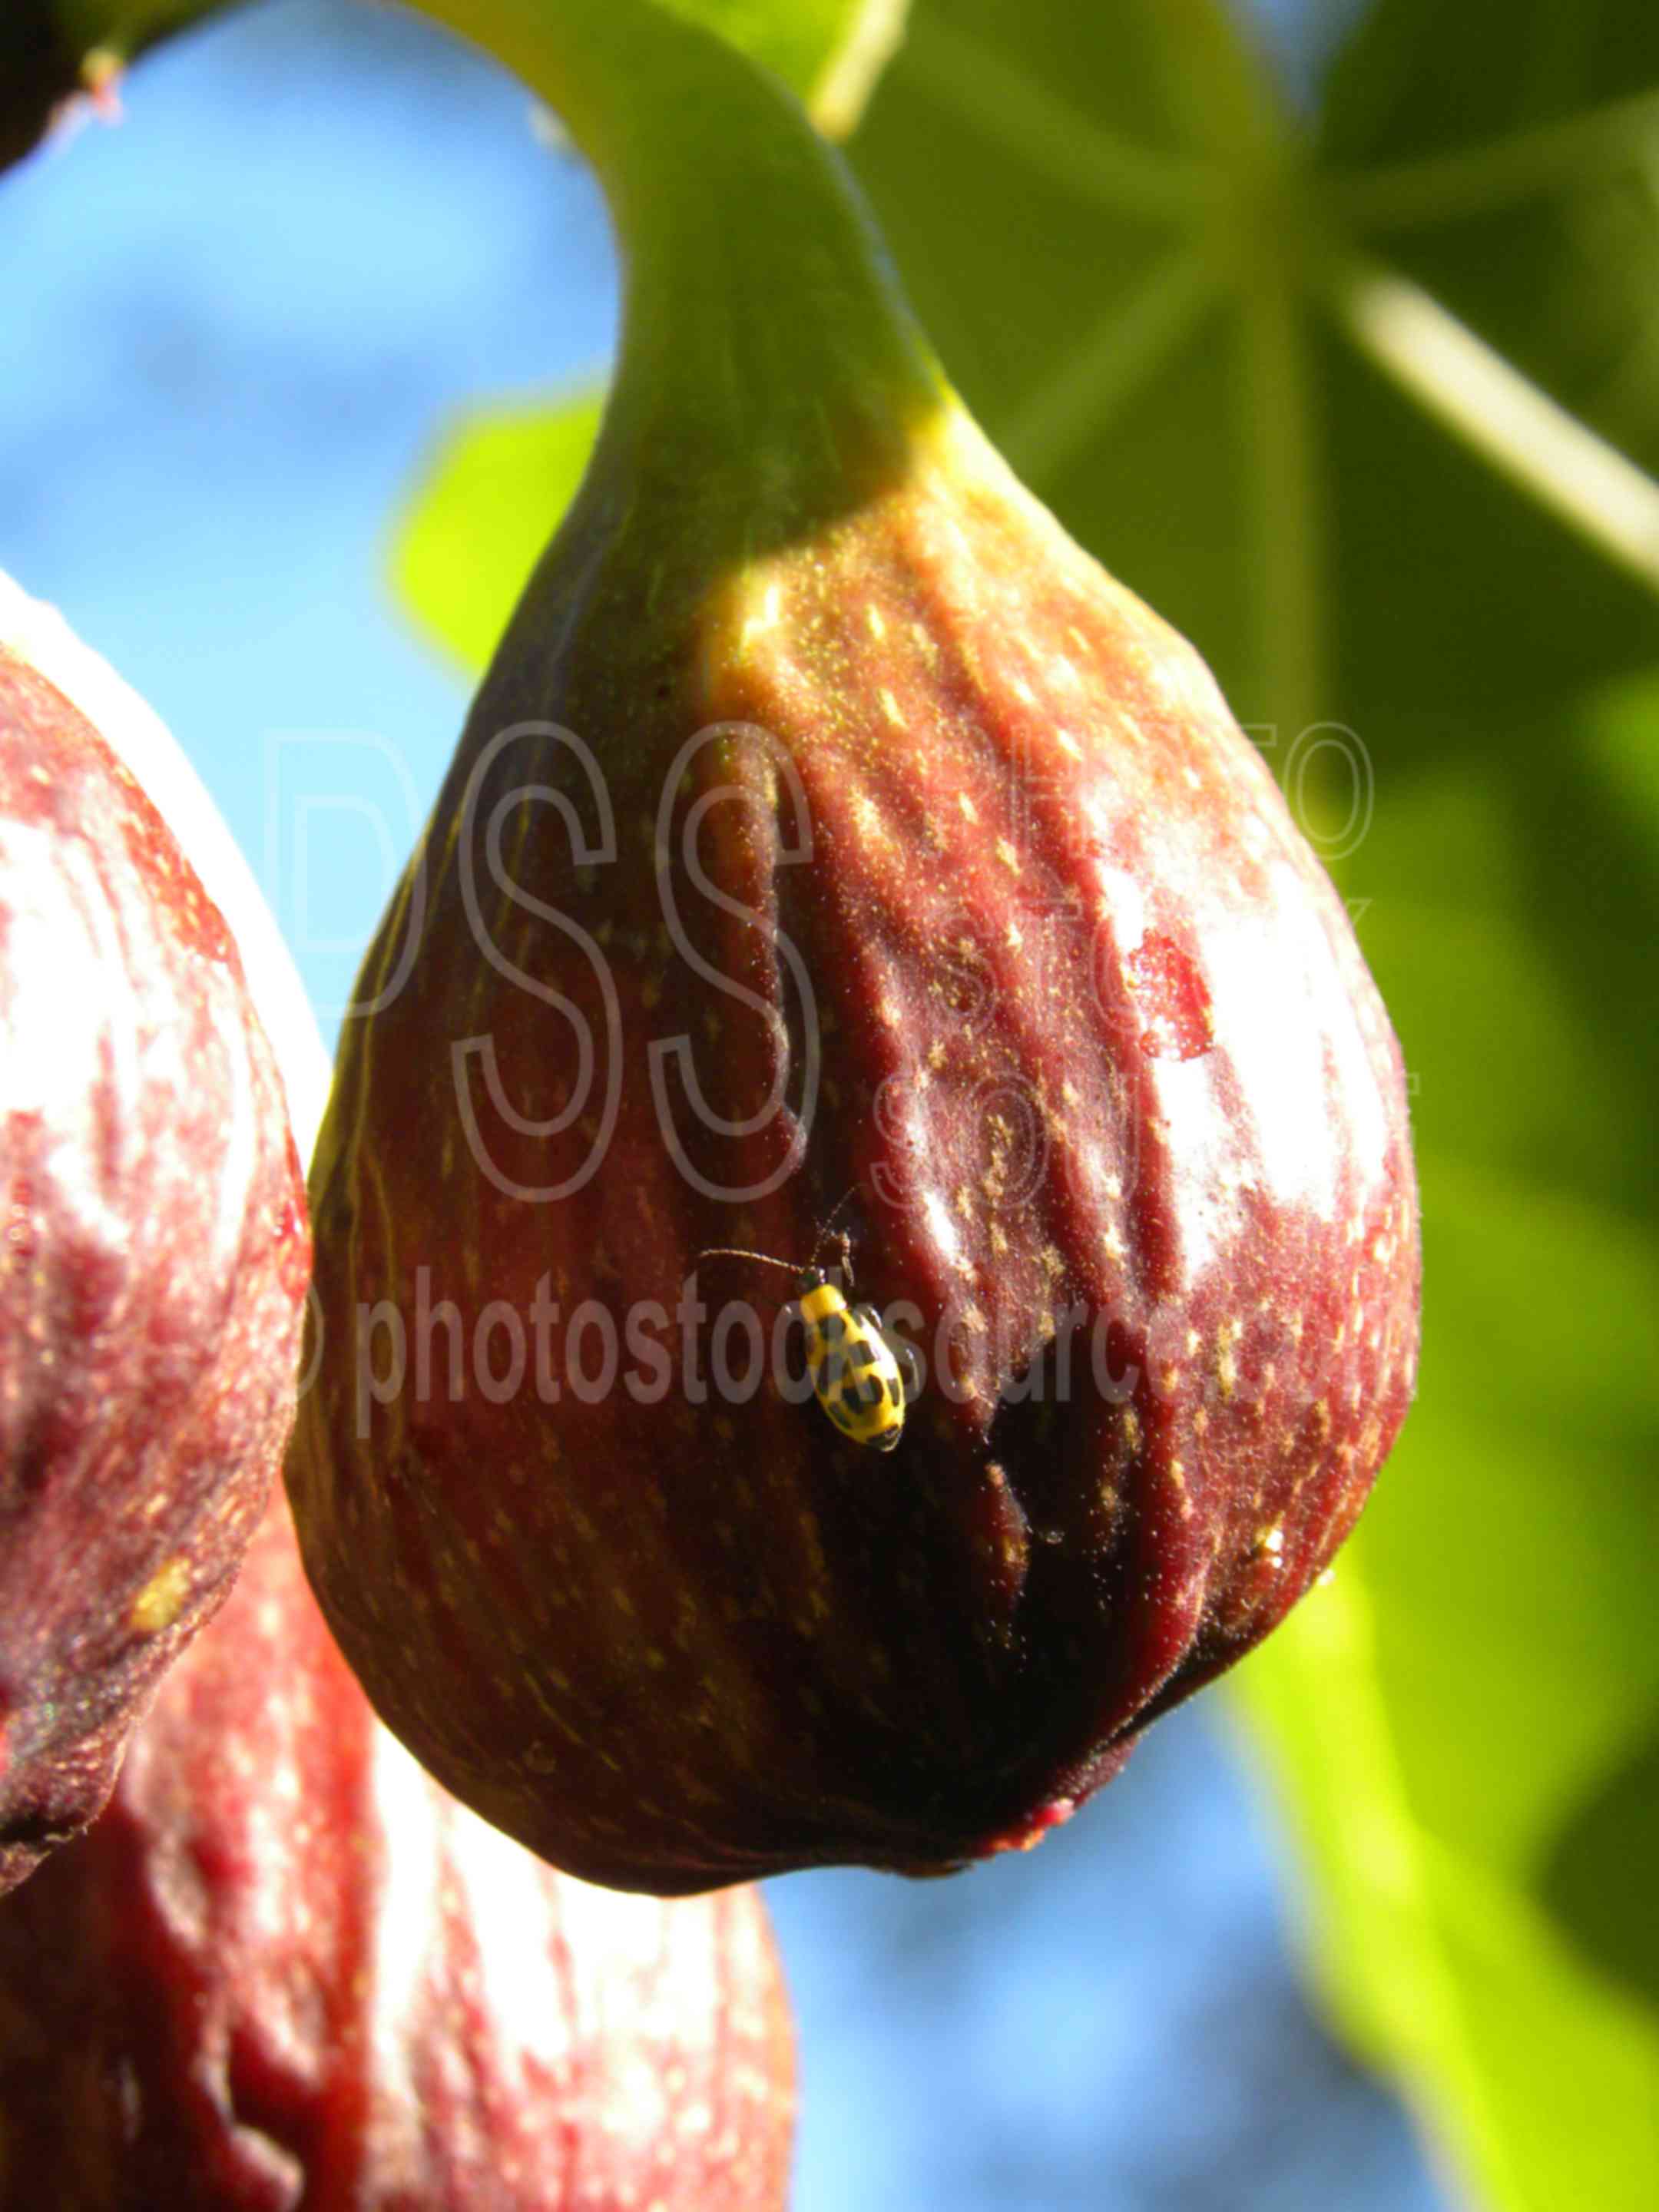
left=0, top=601, right=310, bottom=1892
left=0, top=1488, right=796, bottom=2207
left=286, top=4, right=1419, bottom=1894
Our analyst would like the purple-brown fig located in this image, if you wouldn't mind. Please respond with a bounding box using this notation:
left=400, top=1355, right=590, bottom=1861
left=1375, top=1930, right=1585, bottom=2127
left=286, top=5, right=1419, bottom=1894
left=0, top=628, right=310, bottom=1892
left=0, top=1490, right=796, bottom=2207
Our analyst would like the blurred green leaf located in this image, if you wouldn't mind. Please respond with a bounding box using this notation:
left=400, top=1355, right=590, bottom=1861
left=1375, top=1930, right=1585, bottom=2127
left=1230, top=677, right=1659, bottom=2212
left=653, top=0, right=910, bottom=131
left=392, top=387, right=605, bottom=675
left=849, top=0, right=1659, bottom=734
left=389, top=5, right=1659, bottom=2202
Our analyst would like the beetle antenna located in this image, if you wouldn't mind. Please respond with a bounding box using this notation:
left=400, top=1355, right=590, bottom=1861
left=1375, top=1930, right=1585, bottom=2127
left=696, top=1247, right=805, bottom=1277
left=809, top=1185, right=860, bottom=1267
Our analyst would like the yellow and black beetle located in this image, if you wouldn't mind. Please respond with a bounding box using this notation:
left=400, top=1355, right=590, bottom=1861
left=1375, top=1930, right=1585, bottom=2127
left=698, top=1234, right=908, bottom=1451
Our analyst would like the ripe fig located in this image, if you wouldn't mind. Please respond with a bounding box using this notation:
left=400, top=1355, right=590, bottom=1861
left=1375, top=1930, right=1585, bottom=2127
left=287, top=5, right=1419, bottom=1892
left=0, top=1490, right=796, bottom=2207
left=0, top=604, right=310, bottom=1892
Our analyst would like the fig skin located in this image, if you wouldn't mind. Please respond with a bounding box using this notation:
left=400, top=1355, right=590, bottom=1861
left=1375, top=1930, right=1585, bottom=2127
left=0, top=644, right=310, bottom=1892
left=0, top=1492, right=796, bottom=2210
left=287, top=0, right=1418, bottom=1894
left=286, top=393, right=1419, bottom=1895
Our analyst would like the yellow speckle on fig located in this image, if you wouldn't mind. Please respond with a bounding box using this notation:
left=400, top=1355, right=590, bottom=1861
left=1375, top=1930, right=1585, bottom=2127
left=130, top=1556, right=191, bottom=1636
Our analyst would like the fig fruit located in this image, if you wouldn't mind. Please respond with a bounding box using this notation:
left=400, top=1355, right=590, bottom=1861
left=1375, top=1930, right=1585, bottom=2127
left=287, top=5, right=1419, bottom=1892
left=0, top=1488, right=796, bottom=2207
left=0, top=608, right=310, bottom=1892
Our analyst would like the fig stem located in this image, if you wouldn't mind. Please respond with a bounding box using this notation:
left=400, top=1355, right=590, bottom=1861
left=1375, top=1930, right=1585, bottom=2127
left=398, top=0, right=949, bottom=533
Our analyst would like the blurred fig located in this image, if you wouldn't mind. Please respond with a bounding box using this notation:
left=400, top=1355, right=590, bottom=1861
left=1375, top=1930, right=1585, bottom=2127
left=0, top=613, right=310, bottom=1892
left=0, top=1492, right=796, bottom=2208
left=287, top=5, right=1419, bottom=1892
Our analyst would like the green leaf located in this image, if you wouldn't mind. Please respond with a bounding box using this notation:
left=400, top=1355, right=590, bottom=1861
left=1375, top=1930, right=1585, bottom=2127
left=1229, top=690, right=1659, bottom=2211
left=848, top=0, right=1659, bottom=733
left=1226, top=671, right=1659, bottom=2212
left=387, top=5, right=1659, bottom=2200
left=652, top=0, right=911, bottom=132
left=392, top=386, right=605, bottom=675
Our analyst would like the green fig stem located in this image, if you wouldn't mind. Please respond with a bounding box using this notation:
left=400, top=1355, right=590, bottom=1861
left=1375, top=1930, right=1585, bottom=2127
left=401, top=0, right=950, bottom=535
